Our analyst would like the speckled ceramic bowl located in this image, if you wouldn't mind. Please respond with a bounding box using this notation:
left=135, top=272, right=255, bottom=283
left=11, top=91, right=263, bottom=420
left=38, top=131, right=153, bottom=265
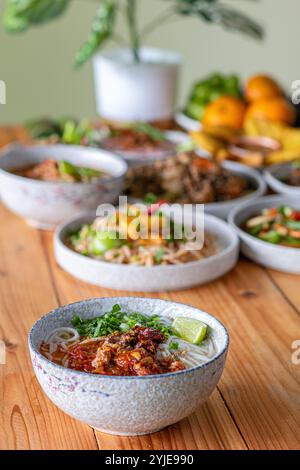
left=228, top=195, right=300, bottom=274
left=54, top=211, right=239, bottom=292
left=264, top=163, right=300, bottom=195
left=29, top=297, right=229, bottom=436
left=0, top=144, right=128, bottom=229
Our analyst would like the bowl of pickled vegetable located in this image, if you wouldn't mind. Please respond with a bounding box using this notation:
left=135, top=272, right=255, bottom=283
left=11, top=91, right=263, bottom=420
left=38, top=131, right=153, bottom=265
left=228, top=195, right=300, bottom=273
left=0, top=144, right=128, bottom=229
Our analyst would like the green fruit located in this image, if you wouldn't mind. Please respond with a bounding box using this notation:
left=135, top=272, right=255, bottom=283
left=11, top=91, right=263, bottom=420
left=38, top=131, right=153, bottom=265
left=186, top=102, right=206, bottom=120
left=208, top=73, right=224, bottom=88
left=193, top=83, right=212, bottom=101
left=172, top=317, right=208, bottom=345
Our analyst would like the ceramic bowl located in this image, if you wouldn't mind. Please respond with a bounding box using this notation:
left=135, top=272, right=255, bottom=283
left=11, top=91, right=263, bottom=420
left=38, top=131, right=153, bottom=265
left=54, top=211, right=239, bottom=292
left=101, top=130, right=191, bottom=167
left=126, top=159, right=266, bottom=220
left=192, top=159, right=266, bottom=220
left=0, top=144, right=128, bottom=230
left=29, top=297, right=229, bottom=436
left=228, top=195, right=300, bottom=274
left=229, top=136, right=280, bottom=160
left=175, top=111, right=202, bottom=132
left=264, top=163, right=300, bottom=195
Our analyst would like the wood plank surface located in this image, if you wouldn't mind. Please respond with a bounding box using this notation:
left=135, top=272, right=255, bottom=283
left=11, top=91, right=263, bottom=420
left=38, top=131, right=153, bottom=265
left=267, top=270, right=300, bottom=313
left=41, top=232, right=248, bottom=451
left=0, top=206, right=98, bottom=450
left=0, top=127, right=299, bottom=450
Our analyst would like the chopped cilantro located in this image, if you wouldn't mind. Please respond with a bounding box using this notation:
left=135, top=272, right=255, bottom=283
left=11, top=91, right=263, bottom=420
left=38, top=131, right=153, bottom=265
left=169, top=341, right=179, bottom=351
left=71, top=304, right=172, bottom=338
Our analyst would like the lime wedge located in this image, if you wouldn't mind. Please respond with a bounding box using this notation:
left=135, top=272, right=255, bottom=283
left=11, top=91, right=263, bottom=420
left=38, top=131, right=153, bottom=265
left=172, top=317, right=208, bottom=345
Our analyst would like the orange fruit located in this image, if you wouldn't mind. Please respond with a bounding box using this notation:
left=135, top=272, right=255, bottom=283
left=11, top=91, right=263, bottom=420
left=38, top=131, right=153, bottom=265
left=245, top=75, right=282, bottom=103
left=246, top=97, right=296, bottom=126
left=202, top=96, right=246, bottom=130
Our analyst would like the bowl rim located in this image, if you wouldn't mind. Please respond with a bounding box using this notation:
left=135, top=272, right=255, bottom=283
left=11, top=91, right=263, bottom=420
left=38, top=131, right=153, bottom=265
left=228, top=194, right=300, bottom=253
left=28, top=296, right=229, bottom=380
left=54, top=211, right=239, bottom=272
left=229, top=135, right=281, bottom=157
left=0, top=143, right=128, bottom=188
left=174, top=111, right=202, bottom=133
left=264, top=163, right=300, bottom=193
left=199, top=161, right=266, bottom=210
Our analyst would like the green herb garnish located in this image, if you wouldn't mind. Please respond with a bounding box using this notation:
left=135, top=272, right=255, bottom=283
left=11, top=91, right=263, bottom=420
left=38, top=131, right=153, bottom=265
left=144, top=193, right=159, bottom=205
left=169, top=341, right=179, bottom=351
left=71, top=304, right=172, bottom=338
left=58, top=160, right=102, bottom=181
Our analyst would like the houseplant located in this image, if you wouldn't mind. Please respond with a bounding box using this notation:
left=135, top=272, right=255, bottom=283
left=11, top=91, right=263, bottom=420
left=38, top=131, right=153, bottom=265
left=3, top=0, right=263, bottom=122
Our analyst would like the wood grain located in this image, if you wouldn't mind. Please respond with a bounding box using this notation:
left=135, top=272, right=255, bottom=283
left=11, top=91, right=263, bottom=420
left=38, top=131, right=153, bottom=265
left=266, top=270, right=300, bottom=314
left=42, top=231, right=247, bottom=450
left=0, top=206, right=98, bottom=450
left=0, top=127, right=300, bottom=450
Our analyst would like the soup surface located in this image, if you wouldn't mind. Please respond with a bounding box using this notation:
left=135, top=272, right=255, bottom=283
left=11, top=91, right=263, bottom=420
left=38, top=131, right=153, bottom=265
left=14, top=159, right=108, bottom=183
left=39, top=304, right=217, bottom=376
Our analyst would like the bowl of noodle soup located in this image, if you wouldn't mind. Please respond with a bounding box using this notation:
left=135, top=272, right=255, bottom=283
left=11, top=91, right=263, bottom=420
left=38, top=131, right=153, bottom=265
left=29, top=297, right=229, bottom=436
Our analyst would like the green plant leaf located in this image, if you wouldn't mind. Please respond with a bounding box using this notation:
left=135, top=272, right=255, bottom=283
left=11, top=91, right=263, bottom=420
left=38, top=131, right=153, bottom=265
left=174, top=0, right=264, bottom=39
left=4, top=0, right=70, bottom=33
left=75, top=0, right=117, bottom=68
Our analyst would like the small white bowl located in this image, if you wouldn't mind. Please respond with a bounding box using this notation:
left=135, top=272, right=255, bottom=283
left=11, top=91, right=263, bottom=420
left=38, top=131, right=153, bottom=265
left=29, top=297, right=229, bottom=436
left=264, top=163, right=300, bottom=195
left=228, top=195, right=300, bottom=274
left=175, top=111, right=202, bottom=132
left=54, top=212, right=239, bottom=292
left=0, top=144, right=128, bottom=230
left=101, top=130, right=191, bottom=167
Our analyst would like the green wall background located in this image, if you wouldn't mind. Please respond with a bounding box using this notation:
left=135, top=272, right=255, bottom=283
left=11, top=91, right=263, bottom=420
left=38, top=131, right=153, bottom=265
left=0, top=0, right=299, bottom=124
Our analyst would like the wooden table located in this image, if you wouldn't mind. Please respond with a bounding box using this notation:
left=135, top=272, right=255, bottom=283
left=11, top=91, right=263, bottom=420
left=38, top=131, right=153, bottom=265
left=0, top=127, right=300, bottom=451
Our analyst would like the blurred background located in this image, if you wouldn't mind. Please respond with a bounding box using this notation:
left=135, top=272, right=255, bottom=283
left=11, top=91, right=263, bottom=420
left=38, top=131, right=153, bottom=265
left=0, top=0, right=299, bottom=124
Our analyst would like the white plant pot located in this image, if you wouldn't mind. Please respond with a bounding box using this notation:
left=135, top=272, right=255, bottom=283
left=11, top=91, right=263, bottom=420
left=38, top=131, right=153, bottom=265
left=93, top=47, right=182, bottom=122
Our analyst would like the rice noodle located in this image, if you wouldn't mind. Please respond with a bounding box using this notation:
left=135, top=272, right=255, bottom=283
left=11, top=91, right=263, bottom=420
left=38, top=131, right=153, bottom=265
left=158, top=335, right=218, bottom=368
left=45, top=327, right=79, bottom=344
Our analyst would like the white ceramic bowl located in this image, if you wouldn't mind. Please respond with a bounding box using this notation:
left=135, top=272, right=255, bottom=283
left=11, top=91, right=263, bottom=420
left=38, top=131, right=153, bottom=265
left=29, top=297, right=229, bottom=436
left=54, top=211, right=239, bottom=292
left=101, top=130, right=191, bottom=168
left=264, top=163, right=300, bottom=195
left=200, top=160, right=267, bottom=219
left=228, top=195, right=300, bottom=274
left=175, top=111, right=202, bottom=132
left=0, top=144, right=128, bottom=229
left=126, top=160, right=266, bottom=220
